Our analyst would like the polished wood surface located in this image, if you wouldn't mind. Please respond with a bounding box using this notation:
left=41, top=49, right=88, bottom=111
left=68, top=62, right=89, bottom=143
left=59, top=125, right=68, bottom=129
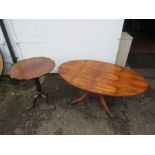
left=10, top=57, right=55, bottom=80
left=0, top=52, right=3, bottom=75
left=59, top=60, right=148, bottom=96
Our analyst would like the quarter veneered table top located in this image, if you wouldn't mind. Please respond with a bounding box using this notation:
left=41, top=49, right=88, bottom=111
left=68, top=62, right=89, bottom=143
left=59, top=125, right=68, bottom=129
left=59, top=60, right=148, bottom=96
left=10, top=57, right=55, bottom=80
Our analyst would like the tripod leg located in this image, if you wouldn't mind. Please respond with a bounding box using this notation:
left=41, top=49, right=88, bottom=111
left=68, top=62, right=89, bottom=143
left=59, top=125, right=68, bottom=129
left=41, top=92, right=55, bottom=110
left=41, top=92, right=49, bottom=104
left=27, top=94, right=40, bottom=110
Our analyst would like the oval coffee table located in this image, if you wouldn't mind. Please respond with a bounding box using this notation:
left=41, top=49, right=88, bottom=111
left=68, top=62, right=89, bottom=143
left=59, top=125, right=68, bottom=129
left=59, top=60, right=148, bottom=117
left=10, top=57, right=55, bottom=110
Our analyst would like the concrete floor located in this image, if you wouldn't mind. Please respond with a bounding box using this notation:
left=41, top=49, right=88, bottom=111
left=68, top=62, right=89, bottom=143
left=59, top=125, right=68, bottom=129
left=0, top=74, right=155, bottom=135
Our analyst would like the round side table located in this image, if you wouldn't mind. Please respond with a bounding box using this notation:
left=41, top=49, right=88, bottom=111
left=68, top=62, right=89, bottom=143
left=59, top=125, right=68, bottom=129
left=10, top=57, right=55, bottom=110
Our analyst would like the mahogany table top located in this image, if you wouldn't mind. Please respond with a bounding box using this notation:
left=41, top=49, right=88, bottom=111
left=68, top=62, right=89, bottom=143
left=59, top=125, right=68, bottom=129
left=59, top=60, right=148, bottom=96
left=10, top=57, right=55, bottom=80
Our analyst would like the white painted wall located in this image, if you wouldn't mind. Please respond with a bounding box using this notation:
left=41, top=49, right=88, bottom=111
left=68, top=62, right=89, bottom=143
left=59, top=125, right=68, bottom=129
left=4, top=19, right=124, bottom=72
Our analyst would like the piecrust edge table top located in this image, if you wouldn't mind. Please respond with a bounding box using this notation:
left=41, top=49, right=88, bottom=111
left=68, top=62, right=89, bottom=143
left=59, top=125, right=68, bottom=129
left=10, top=57, right=55, bottom=80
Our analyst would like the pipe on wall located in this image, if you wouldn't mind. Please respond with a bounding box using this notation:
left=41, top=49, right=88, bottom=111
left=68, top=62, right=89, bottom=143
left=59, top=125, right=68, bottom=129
left=0, top=19, right=17, bottom=63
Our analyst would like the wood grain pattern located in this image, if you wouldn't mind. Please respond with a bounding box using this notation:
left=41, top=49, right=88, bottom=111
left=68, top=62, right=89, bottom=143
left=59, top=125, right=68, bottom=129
left=59, top=60, right=148, bottom=96
left=10, top=57, right=55, bottom=80
left=0, top=52, right=3, bottom=75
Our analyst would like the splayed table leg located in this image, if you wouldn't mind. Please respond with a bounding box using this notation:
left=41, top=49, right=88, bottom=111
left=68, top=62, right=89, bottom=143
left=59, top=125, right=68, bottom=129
left=97, top=94, right=113, bottom=118
left=71, top=91, right=91, bottom=104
